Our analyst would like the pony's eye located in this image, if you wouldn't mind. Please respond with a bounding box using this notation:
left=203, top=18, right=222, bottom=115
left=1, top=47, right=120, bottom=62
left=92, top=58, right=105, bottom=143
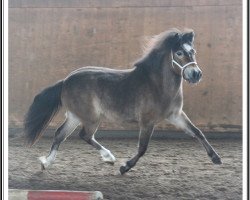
left=191, top=49, right=196, bottom=54
left=176, top=51, right=183, bottom=57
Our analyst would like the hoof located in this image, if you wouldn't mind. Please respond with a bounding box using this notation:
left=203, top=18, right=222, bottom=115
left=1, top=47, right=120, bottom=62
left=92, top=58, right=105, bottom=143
left=38, top=156, right=50, bottom=170
left=41, top=163, right=45, bottom=170
left=105, top=161, right=115, bottom=165
left=211, top=155, right=222, bottom=165
left=120, top=165, right=130, bottom=175
left=120, top=166, right=127, bottom=175
left=100, top=149, right=116, bottom=164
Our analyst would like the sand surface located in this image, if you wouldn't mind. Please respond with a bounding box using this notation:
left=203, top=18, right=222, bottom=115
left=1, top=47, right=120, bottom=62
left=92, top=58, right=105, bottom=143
left=9, top=137, right=242, bottom=200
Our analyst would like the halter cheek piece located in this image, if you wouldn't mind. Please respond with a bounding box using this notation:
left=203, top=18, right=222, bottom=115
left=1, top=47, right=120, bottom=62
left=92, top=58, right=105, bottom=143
left=171, top=51, right=197, bottom=72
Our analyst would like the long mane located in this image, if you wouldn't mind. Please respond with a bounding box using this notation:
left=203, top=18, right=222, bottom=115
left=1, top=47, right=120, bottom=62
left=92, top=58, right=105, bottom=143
left=134, top=28, right=181, bottom=69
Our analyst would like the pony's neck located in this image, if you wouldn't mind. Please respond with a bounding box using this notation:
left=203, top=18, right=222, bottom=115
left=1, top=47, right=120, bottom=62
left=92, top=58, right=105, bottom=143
left=162, top=55, right=183, bottom=90
left=150, top=52, right=183, bottom=97
left=133, top=50, right=183, bottom=97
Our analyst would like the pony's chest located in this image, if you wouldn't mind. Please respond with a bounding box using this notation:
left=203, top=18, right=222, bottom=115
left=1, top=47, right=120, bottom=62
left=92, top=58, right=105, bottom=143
left=159, top=93, right=183, bottom=118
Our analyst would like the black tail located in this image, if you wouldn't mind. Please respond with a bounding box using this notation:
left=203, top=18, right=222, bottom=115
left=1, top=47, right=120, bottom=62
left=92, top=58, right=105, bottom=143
left=24, top=80, right=63, bottom=146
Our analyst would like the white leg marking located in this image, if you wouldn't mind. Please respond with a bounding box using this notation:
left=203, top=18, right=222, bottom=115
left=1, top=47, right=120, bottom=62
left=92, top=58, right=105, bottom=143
left=39, top=112, right=81, bottom=169
left=99, top=147, right=116, bottom=163
left=39, top=150, right=57, bottom=169
left=47, top=150, right=57, bottom=163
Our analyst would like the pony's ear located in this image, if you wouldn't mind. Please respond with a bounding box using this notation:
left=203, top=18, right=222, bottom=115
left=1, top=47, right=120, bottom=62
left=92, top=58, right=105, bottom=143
left=182, top=31, right=195, bottom=43
left=173, top=33, right=181, bottom=42
left=171, top=32, right=181, bottom=48
left=167, top=33, right=181, bottom=50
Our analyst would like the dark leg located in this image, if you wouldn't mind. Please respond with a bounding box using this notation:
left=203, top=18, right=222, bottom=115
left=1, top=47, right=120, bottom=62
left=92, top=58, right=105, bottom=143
left=120, top=125, right=154, bottom=175
left=168, top=111, right=222, bottom=164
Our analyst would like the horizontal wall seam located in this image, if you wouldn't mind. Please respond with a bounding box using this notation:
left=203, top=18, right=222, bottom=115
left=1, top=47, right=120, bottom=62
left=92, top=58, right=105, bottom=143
left=9, top=4, right=242, bottom=9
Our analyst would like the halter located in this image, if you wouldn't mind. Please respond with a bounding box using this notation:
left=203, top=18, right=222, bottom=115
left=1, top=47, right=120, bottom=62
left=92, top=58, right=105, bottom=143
left=171, top=51, right=197, bottom=72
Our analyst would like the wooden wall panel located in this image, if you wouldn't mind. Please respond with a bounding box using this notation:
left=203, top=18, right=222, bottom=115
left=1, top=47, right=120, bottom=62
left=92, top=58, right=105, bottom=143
left=9, top=0, right=241, bottom=8
left=9, top=0, right=242, bottom=132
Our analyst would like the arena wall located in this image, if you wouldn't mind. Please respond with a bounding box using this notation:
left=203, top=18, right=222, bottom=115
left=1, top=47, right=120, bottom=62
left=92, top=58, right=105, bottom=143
left=9, top=0, right=242, bottom=132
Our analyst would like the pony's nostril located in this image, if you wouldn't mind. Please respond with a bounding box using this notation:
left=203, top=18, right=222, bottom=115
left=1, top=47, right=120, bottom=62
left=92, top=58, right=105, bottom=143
left=193, top=70, right=199, bottom=79
left=197, top=71, right=202, bottom=79
left=193, top=70, right=202, bottom=80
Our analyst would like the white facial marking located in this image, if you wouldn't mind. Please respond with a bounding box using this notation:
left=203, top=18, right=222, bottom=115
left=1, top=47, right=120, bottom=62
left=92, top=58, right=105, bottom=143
left=183, top=43, right=192, bottom=52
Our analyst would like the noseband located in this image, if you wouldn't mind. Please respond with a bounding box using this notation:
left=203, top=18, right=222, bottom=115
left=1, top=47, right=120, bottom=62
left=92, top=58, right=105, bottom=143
left=171, top=51, right=197, bottom=73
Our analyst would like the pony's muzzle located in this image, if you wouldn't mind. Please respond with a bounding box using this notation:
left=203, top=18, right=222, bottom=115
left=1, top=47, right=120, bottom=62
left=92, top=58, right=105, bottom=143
left=192, top=69, right=202, bottom=81
left=183, top=67, right=202, bottom=84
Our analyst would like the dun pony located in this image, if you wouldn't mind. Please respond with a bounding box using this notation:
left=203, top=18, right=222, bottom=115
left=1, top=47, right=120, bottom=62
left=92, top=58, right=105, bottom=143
left=24, top=28, right=222, bottom=174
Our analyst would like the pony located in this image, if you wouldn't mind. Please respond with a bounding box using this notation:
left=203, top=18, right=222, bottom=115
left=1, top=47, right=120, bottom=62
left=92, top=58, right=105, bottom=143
left=24, top=28, right=222, bottom=174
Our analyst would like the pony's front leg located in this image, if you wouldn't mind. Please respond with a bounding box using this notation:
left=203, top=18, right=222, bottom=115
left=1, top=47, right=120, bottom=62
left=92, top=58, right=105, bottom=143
left=168, top=111, right=222, bottom=164
left=120, top=125, right=154, bottom=175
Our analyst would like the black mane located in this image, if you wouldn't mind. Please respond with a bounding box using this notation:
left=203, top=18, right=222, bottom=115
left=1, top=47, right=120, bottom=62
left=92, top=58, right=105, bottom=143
left=134, top=28, right=194, bottom=70
left=134, top=29, right=181, bottom=69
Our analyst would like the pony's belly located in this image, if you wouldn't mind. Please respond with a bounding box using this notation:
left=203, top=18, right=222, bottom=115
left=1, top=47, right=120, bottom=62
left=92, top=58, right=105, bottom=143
left=101, top=110, right=138, bottom=127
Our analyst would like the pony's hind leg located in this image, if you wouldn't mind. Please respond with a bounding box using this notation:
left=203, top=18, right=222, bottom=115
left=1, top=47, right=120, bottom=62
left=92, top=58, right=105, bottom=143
left=39, top=112, right=80, bottom=170
left=79, top=123, right=116, bottom=164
